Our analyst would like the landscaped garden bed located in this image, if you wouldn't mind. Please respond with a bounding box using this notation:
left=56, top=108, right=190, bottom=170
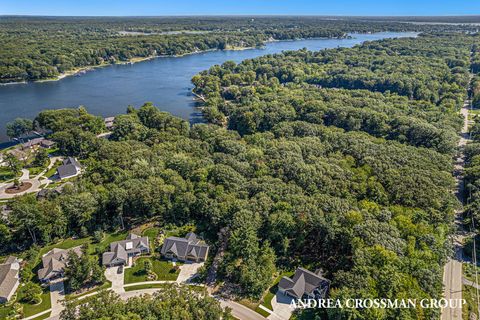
left=5, top=181, right=32, bottom=194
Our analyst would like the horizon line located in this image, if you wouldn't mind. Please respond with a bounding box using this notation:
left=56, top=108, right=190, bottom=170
left=2, top=14, right=480, bottom=18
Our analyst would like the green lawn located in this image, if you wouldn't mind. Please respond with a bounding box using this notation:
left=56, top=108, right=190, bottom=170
left=0, top=166, right=15, bottom=182
left=28, top=166, right=45, bottom=177
left=44, top=160, right=61, bottom=178
left=124, top=257, right=180, bottom=284
left=254, top=306, right=271, bottom=318
left=31, top=312, right=52, bottom=320
left=124, top=283, right=173, bottom=291
left=65, top=281, right=112, bottom=301
left=142, top=227, right=161, bottom=252
left=88, top=231, right=128, bottom=255
left=19, top=287, right=52, bottom=318
left=0, top=304, right=15, bottom=319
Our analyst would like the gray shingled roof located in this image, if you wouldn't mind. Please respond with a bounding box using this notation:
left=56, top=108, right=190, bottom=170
left=102, top=233, right=149, bottom=265
left=278, top=267, right=329, bottom=298
left=0, top=257, right=20, bottom=300
left=160, top=232, right=209, bottom=261
left=38, top=247, right=82, bottom=280
left=57, top=157, right=82, bottom=179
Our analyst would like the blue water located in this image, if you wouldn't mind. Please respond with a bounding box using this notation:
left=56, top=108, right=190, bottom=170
left=0, top=32, right=417, bottom=142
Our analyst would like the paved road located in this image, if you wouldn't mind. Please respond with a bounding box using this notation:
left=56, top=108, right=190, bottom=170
left=441, top=103, right=471, bottom=320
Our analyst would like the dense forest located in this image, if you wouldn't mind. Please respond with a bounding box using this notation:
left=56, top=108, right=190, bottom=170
left=0, top=16, right=478, bottom=83
left=1, top=27, right=479, bottom=318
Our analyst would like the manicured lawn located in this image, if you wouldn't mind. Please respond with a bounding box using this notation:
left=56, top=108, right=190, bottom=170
left=124, top=257, right=180, bottom=284
left=255, top=306, right=271, bottom=318
left=31, top=312, right=52, bottom=320
left=0, top=304, right=14, bottom=319
left=44, top=160, right=61, bottom=178
left=19, top=287, right=52, bottom=318
left=65, top=281, right=112, bottom=301
left=152, top=258, right=181, bottom=281
left=39, top=237, right=91, bottom=257
left=28, top=166, right=45, bottom=177
left=261, top=271, right=294, bottom=310
left=89, top=231, right=128, bottom=255
left=124, top=283, right=173, bottom=291
left=142, top=227, right=161, bottom=251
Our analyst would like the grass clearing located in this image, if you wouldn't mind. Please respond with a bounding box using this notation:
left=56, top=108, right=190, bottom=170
left=19, top=287, right=52, bottom=318
left=124, top=257, right=180, bottom=284
left=65, top=281, right=112, bottom=301
left=30, top=312, right=52, bottom=320
left=44, top=160, right=61, bottom=178
left=255, top=306, right=271, bottom=317
left=124, top=283, right=173, bottom=291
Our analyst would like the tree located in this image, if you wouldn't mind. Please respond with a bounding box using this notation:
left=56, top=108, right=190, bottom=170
left=6, top=118, right=33, bottom=139
left=33, top=148, right=49, bottom=167
left=21, top=282, right=42, bottom=304
left=4, top=153, right=22, bottom=177
left=144, top=259, right=152, bottom=274
left=60, top=286, right=232, bottom=320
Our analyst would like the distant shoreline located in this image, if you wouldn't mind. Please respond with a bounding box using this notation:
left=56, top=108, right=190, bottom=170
left=0, top=35, right=352, bottom=86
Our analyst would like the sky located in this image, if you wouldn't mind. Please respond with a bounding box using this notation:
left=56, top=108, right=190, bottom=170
left=0, top=0, right=480, bottom=16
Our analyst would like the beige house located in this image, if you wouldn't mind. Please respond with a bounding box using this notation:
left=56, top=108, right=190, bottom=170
left=38, top=247, right=82, bottom=283
left=0, top=256, right=21, bottom=303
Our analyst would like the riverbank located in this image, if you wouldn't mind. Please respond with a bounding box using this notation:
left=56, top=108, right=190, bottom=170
left=0, top=47, right=260, bottom=86
left=0, top=33, right=359, bottom=86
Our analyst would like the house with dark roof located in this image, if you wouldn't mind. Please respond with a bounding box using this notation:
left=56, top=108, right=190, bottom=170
left=57, top=157, right=82, bottom=180
left=38, top=247, right=82, bottom=283
left=102, top=233, right=149, bottom=267
left=161, top=232, right=209, bottom=263
left=0, top=256, right=21, bottom=303
left=278, top=267, right=329, bottom=299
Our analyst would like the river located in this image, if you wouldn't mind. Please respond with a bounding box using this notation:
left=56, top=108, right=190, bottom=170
left=0, top=32, right=417, bottom=143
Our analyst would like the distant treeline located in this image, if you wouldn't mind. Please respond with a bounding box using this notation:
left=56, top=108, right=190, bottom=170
left=0, top=16, right=477, bottom=83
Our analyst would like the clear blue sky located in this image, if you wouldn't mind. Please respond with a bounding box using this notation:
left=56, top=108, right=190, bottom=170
left=0, top=0, right=479, bottom=16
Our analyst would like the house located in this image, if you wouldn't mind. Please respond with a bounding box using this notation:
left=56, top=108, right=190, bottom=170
left=22, top=137, right=45, bottom=149
left=38, top=247, right=82, bottom=283
left=57, top=157, right=82, bottom=180
left=36, top=182, right=73, bottom=200
left=278, top=267, right=329, bottom=299
left=161, top=232, right=209, bottom=263
left=40, top=139, right=55, bottom=148
left=102, top=233, right=149, bottom=267
left=104, top=117, right=115, bottom=130
left=0, top=256, right=21, bottom=303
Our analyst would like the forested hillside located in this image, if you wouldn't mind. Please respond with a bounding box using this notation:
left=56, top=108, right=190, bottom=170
left=0, top=16, right=477, bottom=83
left=1, top=32, right=477, bottom=319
